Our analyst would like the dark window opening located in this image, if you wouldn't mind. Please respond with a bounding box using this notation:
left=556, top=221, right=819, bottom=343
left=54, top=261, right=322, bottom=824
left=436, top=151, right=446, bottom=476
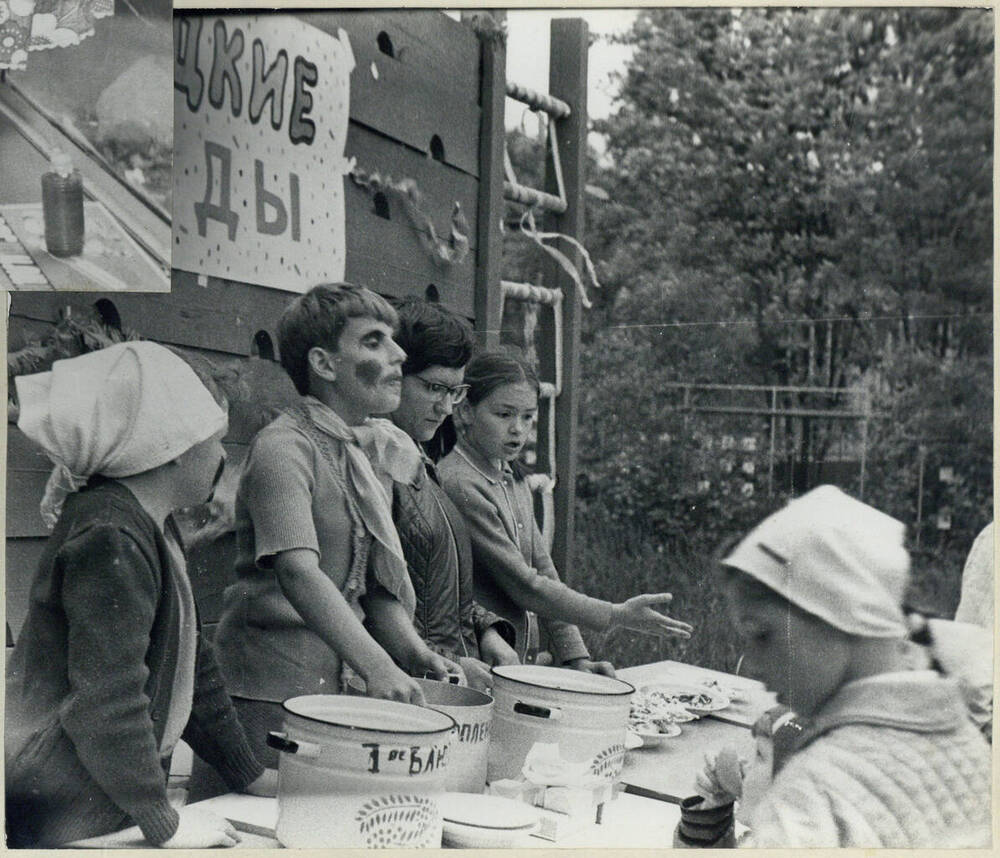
left=377, top=31, right=395, bottom=58
left=94, top=298, right=123, bottom=332
left=430, top=135, right=446, bottom=163
left=252, top=330, right=275, bottom=360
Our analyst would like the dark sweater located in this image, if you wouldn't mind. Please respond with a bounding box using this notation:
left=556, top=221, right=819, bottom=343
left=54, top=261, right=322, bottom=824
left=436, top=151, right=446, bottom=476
left=5, top=478, right=263, bottom=847
left=393, top=460, right=515, bottom=661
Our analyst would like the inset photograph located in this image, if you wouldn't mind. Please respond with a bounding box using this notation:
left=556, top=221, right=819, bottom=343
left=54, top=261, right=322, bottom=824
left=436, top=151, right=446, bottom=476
left=0, top=0, right=170, bottom=291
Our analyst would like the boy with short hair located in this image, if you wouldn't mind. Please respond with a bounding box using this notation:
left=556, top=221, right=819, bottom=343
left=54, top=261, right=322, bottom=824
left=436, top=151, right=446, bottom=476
left=718, top=485, right=991, bottom=848
left=212, top=283, right=455, bottom=767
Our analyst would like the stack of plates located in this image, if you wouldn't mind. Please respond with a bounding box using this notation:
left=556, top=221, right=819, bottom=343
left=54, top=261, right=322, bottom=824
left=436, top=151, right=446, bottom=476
left=438, top=792, right=540, bottom=848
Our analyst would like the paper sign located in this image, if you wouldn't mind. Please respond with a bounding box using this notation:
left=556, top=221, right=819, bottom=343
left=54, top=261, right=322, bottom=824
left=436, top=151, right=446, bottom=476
left=172, top=15, right=354, bottom=291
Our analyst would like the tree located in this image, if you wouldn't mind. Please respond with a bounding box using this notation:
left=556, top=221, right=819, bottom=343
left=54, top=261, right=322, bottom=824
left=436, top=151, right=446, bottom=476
left=576, top=8, right=991, bottom=556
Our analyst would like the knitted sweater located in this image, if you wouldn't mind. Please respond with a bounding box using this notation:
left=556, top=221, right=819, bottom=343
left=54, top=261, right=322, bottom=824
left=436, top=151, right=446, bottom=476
left=438, top=442, right=596, bottom=664
left=5, top=479, right=263, bottom=847
left=745, top=670, right=991, bottom=848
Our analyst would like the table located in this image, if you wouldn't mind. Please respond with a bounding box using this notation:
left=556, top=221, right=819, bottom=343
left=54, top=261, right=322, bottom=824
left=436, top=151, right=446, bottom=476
left=82, top=660, right=766, bottom=847
left=188, top=789, right=684, bottom=849
left=616, top=660, right=774, bottom=802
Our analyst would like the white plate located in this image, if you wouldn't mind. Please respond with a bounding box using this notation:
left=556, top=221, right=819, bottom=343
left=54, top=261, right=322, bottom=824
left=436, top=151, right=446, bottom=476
left=442, top=819, right=537, bottom=848
left=699, top=678, right=747, bottom=703
left=628, top=723, right=682, bottom=747
left=641, top=682, right=730, bottom=713
left=438, top=792, right=540, bottom=831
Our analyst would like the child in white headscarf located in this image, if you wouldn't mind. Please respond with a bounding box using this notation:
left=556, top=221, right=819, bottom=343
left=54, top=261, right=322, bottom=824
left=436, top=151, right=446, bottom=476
left=717, top=486, right=990, bottom=848
left=6, top=342, right=273, bottom=848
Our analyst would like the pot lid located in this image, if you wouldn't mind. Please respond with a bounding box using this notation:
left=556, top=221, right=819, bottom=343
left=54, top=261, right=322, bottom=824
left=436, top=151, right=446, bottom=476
left=283, top=694, right=455, bottom=735
left=492, top=664, right=635, bottom=696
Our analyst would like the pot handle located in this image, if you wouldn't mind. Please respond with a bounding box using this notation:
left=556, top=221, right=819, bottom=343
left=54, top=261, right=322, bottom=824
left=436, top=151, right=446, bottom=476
left=513, top=700, right=563, bottom=721
left=267, top=731, right=321, bottom=757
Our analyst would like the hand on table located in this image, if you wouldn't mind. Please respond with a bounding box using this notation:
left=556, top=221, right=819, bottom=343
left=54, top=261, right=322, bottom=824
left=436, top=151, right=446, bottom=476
left=161, top=806, right=240, bottom=848
left=611, top=593, right=693, bottom=639
left=563, top=656, right=616, bottom=677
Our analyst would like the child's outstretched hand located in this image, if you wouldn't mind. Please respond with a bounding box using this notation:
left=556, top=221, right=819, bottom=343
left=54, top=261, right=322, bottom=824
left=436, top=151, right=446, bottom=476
left=610, top=593, right=693, bottom=638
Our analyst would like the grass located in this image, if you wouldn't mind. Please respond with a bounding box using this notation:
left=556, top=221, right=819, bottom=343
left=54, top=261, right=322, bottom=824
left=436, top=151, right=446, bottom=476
left=569, top=506, right=742, bottom=673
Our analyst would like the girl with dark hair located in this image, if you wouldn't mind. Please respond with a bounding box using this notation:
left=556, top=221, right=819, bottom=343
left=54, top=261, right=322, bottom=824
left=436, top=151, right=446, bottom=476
left=438, top=351, right=693, bottom=675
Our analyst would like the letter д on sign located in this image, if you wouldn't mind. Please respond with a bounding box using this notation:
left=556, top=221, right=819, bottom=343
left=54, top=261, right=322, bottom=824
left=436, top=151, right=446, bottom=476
left=172, top=15, right=355, bottom=292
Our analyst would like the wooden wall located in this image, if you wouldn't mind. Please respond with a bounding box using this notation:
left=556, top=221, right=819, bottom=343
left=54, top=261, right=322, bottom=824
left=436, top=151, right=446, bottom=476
left=6, top=10, right=503, bottom=640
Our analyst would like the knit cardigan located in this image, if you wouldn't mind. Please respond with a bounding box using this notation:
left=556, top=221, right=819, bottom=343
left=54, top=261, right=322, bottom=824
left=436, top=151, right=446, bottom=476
left=745, top=670, right=992, bottom=848
left=438, top=443, right=595, bottom=664
left=5, top=479, right=263, bottom=847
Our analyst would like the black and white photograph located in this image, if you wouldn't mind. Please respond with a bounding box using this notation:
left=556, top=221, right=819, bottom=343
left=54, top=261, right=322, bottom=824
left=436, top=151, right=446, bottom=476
left=0, top=0, right=171, bottom=290
left=3, top=5, right=994, bottom=850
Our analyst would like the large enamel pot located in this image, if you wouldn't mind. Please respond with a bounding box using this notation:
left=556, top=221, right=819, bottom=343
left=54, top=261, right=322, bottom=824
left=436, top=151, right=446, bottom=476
left=266, top=694, right=456, bottom=848
left=488, top=665, right=635, bottom=783
left=415, top=678, right=493, bottom=793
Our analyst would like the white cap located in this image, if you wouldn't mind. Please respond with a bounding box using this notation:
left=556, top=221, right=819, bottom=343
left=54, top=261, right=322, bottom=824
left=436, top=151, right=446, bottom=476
left=722, top=485, right=910, bottom=638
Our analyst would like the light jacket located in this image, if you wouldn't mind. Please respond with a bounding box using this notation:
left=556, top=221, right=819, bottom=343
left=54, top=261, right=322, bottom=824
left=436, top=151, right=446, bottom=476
left=745, top=670, right=992, bottom=848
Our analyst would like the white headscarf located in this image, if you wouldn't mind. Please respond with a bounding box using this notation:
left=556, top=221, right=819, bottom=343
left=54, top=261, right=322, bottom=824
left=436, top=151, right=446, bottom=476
left=723, top=485, right=910, bottom=638
left=15, top=341, right=228, bottom=529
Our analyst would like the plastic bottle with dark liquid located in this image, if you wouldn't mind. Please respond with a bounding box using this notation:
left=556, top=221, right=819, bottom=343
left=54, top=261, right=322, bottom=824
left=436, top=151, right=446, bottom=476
left=41, top=151, right=85, bottom=257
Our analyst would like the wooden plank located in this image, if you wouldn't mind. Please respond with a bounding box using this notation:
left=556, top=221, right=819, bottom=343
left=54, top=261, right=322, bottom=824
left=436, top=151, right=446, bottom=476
left=540, top=19, right=588, bottom=586
left=6, top=315, right=56, bottom=352
left=6, top=427, right=52, bottom=473
left=307, top=10, right=479, bottom=103
left=10, top=280, right=288, bottom=357
left=464, top=10, right=505, bottom=349
left=302, top=11, right=480, bottom=176
left=7, top=433, right=248, bottom=539
left=345, top=184, right=475, bottom=318
left=6, top=537, right=47, bottom=642
left=346, top=122, right=479, bottom=248
left=186, top=532, right=238, bottom=626
left=7, top=470, right=50, bottom=538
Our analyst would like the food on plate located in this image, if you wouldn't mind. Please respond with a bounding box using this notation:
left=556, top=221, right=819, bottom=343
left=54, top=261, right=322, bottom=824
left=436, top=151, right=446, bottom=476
left=699, top=678, right=746, bottom=704
left=629, top=721, right=682, bottom=742
left=628, top=688, right=698, bottom=737
left=641, top=683, right=730, bottom=713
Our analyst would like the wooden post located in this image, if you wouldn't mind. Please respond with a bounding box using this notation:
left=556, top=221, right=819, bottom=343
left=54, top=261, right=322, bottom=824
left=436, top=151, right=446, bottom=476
left=541, top=18, right=587, bottom=585
left=768, top=386, right=777, bottom=496
left=465, top=10, right=506, bottom=349
left=915, top=444, right=927, bottom=548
